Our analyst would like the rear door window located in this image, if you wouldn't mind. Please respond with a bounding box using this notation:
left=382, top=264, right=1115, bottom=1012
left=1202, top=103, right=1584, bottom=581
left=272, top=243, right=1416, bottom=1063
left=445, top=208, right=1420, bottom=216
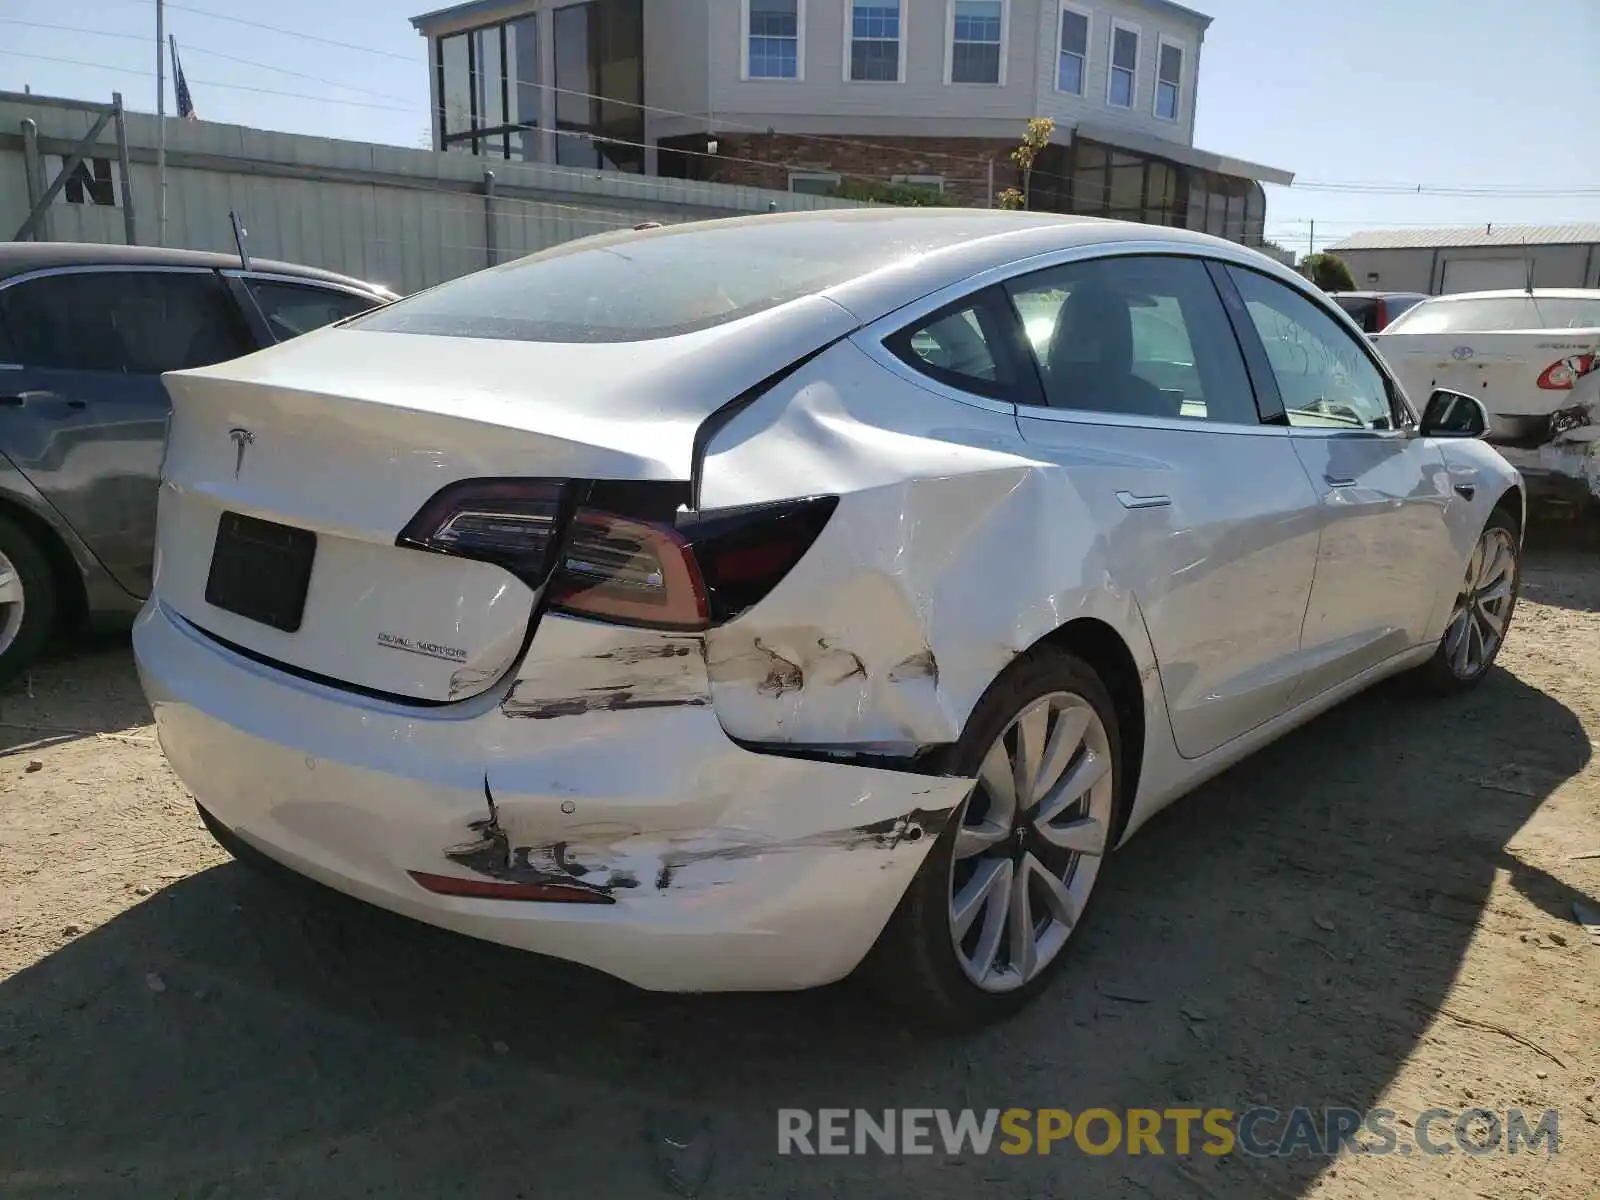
left=244, top=279, right=382, bottom=341
left=0, top=270, right=253, bottom=374
left=1004, top=254, right=1261, bottom=424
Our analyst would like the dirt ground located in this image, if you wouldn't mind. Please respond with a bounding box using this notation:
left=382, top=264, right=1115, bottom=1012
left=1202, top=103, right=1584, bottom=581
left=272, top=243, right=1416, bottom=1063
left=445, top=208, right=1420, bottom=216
left=1, top=535, right=1597, bottom=1199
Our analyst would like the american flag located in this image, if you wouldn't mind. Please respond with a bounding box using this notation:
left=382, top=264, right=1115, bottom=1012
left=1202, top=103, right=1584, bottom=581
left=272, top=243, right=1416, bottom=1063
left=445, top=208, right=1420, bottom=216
left=170, top=35, right=198, bottom=120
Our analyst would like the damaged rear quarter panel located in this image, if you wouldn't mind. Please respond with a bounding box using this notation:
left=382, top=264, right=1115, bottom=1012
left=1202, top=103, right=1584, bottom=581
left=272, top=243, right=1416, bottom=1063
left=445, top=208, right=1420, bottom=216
left=697, top=338, right=1159, bottom=751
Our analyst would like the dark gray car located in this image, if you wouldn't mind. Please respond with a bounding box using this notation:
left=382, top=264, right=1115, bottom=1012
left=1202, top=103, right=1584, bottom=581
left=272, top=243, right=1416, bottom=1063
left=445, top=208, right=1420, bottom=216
left=0, top=243, right=396, bottom=681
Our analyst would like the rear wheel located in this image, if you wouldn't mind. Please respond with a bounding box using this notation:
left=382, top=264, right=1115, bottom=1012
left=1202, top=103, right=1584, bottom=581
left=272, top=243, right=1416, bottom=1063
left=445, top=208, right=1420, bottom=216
left=1418, top=509, right=1519, bottom=693
left=0, top=513, right=57, bottom=688
left=864, top=647, right=1124, bottom=1026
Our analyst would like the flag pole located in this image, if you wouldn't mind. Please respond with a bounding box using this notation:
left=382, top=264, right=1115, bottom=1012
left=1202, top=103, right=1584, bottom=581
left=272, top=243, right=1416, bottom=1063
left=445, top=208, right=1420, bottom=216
left=156, top=0, right=167, bottom=246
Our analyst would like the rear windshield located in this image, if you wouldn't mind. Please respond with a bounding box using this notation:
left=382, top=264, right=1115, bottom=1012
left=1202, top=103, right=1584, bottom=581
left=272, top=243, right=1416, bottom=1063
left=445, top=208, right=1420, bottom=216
left=1333, top=296, right=1378, bottom=332
left=1384, top=295, right=1600, bottom=335
left=349, top=214, right=1006, bottom=343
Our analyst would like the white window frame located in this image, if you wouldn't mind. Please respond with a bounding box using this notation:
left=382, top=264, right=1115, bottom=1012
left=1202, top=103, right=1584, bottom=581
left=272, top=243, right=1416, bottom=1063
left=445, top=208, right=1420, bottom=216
left=1153, top=33, right=1185, bottom=121
left=892, top=174, right=946, bottom=191
left=741, top=0, right=806, bottom=83
left=1106, top=18, right=1140, bottom=109
left=944, top=0, right=1008, bottom=86
left=788, top=170, right=842, bottom=194
left=1054, top=2, right=1091, bottom=96
left=843, top=0, right=908, bottom=84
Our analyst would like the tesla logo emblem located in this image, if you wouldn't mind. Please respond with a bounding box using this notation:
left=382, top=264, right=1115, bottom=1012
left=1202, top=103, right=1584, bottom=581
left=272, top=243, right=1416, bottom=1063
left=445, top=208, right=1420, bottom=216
left=228, top=427, right=255, bottom=477
left=1451, top=346, right=1475, bottom=361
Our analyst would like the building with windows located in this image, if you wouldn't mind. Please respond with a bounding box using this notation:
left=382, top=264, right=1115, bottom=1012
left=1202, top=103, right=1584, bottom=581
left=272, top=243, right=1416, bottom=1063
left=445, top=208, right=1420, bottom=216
left=410, top=0, right=1292, bottom=244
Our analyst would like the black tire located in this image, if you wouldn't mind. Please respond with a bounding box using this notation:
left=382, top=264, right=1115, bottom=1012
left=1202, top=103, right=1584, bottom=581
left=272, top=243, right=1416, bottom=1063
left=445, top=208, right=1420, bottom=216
left=0, top=512, right=58, bottom=689
left=861, top=645, right=1127, bottom=1027
left=1415, top=507, right=1520, bottom=695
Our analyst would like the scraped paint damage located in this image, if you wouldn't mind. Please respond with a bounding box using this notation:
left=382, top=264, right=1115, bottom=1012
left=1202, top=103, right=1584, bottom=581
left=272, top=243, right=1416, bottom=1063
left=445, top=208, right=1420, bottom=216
left=501, top=633, right=712, bottom=719
left=443, top=776, right=956, bottom=897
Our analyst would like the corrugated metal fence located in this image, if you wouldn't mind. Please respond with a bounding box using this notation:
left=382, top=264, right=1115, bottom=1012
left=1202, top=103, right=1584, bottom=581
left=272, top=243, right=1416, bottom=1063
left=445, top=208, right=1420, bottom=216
left=0, top=92, right=863, bottom=294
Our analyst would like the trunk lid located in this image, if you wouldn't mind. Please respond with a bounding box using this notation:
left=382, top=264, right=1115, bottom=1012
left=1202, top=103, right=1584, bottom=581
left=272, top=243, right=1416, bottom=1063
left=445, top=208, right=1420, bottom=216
left=1374, top=329, right=1600, bottom=440
left=153, top=300, right=855, bottom=703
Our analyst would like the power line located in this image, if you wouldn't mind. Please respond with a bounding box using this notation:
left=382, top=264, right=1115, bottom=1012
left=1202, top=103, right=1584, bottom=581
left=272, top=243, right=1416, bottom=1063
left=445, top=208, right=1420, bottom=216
left=0, top=49, right=427, bottom=112
left=119, top=0, right=419, bottom=63
left=0, top=19, right=419, bottom=105
left=16, top=10, right=1594, bottom=201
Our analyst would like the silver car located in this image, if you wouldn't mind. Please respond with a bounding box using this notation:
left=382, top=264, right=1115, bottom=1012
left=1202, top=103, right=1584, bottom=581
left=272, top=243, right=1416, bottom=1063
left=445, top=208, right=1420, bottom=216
left=134, top=212, right=1521, bottom=1023
left=0, top=243, right=394, bottom=682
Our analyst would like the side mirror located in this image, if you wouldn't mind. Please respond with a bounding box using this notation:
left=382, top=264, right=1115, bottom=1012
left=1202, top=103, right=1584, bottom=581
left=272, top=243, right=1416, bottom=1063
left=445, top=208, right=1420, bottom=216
left=1419, top=388, right=1489, bottom=438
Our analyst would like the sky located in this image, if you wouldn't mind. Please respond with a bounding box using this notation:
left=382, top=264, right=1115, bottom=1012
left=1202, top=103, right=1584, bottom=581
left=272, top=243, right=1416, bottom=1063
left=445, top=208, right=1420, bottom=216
left=3, top=0, right=1597, bottom=254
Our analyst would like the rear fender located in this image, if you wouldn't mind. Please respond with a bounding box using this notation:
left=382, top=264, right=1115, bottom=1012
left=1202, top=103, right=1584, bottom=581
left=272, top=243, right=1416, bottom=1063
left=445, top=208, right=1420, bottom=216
left=694, top=339, right=1163, bottom=762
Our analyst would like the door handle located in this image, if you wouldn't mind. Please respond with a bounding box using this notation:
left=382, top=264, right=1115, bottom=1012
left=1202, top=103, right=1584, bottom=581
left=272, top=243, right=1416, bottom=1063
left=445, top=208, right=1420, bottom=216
left=1325, top=476, right=1358, bottom=488
left=1116, top=490, right=1172, bottom=510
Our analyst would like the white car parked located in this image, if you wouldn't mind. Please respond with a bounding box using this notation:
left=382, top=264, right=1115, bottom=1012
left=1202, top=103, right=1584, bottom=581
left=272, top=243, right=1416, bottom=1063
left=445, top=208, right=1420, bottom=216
left=1372, top=289, right=1600, bottom=507
left=135, top=211, right=1523, bottom=1023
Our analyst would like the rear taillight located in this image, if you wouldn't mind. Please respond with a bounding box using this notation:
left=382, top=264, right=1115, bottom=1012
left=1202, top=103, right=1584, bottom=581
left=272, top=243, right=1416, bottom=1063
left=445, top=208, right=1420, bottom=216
left=547, top=511, right=710, bottom=630
left=1536, top=354, right=1598, bottom=391
left=400, top=480, right=837, bottom=631
left=549, top=493, right=838, bottom=631
left=397, top=479, right=567, bottom=587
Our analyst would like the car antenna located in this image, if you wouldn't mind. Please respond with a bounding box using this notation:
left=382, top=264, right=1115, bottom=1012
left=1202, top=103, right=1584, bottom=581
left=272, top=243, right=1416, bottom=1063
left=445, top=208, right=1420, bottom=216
left=229, top=210, right=252, bottom=272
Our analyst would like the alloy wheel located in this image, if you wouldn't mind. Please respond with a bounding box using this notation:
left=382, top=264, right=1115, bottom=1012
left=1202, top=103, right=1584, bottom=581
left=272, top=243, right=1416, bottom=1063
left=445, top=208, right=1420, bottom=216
left=947, top=691, right=1115, bottom=993
left=0, top=548, right=24, bottom=658
left=1443, top=526, right=1517, bottom=681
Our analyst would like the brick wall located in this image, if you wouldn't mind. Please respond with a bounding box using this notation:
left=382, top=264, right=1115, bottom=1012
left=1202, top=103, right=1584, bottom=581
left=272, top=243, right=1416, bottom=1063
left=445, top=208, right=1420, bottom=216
left=698, top=133, right=1023, bottom=207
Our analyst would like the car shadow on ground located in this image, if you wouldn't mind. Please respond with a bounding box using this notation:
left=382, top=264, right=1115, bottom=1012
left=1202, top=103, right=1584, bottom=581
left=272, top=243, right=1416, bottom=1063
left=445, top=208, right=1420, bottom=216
left=0, top=637, right=147, bottom=756
left=0, top=665, right=1586, bottom=1199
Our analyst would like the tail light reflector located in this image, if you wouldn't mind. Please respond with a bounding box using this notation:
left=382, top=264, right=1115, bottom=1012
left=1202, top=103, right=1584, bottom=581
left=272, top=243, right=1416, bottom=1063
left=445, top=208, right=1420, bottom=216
left=1536, top=354, right=1598, bottom=391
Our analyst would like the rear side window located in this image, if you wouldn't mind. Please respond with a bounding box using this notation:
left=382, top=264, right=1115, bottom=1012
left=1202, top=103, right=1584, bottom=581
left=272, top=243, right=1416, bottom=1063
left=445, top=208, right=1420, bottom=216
left=1385, top=295, right=1600, bottom=334
left=883, top=287, right=1032, bottom=401
left=349, top=215, right=1030, bottom=344
left=1005, top=254, right=1260, bottom=424
left=0, top=270, right=252, bottom=374
left=245, top=279, right=381, bottom=341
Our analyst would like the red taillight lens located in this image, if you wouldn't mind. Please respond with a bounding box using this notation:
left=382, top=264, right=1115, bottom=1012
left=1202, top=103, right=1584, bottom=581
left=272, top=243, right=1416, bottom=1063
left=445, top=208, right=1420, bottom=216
left=1536, top=354, right=1598, bottom=391
left=550, top=494, right=838, bottom=631
left=397, top=479, right=567, bottom=586
left=547, top=511, right=710, bottom=630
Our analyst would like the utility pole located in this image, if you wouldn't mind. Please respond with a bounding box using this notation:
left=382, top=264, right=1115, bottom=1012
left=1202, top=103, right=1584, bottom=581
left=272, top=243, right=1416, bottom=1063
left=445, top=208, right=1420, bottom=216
left=1307, top=219, right=1314, bottom=261
left=156, top=0, right=167, bottom=246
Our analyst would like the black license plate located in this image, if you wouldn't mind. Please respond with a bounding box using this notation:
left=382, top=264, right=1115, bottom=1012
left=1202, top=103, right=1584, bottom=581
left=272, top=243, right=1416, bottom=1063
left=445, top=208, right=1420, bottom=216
left=204, top=512, right=317, bottom=633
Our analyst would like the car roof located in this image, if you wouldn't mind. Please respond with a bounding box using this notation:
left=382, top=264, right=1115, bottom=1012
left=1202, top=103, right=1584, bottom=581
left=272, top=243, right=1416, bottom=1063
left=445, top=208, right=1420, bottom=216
left=674, top=207, right=1299, bottom=326
left=1419, top=288, right=1600, bottom=302
left=1330, top=291, right=1429, bottom=300
left=0, top=241, right=394, bottom=296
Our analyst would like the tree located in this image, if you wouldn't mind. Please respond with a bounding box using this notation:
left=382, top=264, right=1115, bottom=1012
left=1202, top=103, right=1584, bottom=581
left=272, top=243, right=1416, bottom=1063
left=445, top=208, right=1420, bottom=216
left=997, top=116, right=1055, bottom=210
left=1301, top=252, right=1356, bottom=292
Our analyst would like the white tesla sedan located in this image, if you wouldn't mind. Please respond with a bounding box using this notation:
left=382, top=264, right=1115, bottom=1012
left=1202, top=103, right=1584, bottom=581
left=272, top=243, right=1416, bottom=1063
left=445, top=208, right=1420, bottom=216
left=135, top=210, right=1522, bottom=1023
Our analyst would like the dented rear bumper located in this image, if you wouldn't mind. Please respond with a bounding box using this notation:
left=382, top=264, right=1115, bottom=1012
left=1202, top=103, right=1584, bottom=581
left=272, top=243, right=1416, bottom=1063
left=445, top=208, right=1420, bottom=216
left=134, top=600, right=972, bottom=992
